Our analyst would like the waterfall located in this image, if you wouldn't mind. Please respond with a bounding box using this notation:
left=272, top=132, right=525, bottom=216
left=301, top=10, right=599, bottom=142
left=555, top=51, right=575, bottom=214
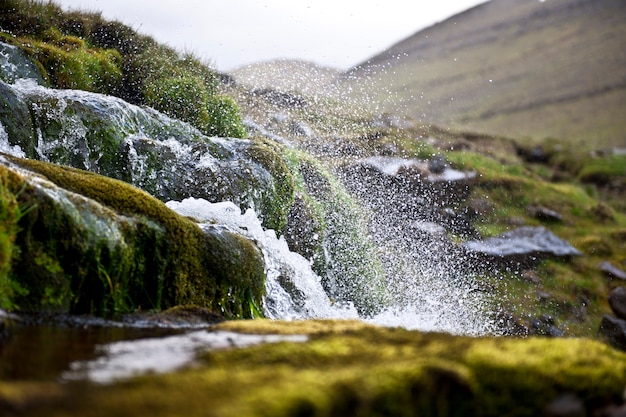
left=1, top=55, right=499, bottom=336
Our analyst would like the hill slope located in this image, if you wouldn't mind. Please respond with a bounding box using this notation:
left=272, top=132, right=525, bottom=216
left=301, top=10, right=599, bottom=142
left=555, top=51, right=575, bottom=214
left=231, top=59, right=341, bottom=96
left=342, top=0, right=626, bottom=149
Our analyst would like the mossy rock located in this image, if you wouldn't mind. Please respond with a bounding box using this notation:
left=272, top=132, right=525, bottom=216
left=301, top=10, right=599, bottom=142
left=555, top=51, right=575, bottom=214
left=0, top=154, right=265, bottom=318
left=0, top=41, right=47, bottom=85
left=2, top=319, right=625, bottom=416
left=285, top=150, right=388, bottom=316
left=0, top=81, right=36, bottom=157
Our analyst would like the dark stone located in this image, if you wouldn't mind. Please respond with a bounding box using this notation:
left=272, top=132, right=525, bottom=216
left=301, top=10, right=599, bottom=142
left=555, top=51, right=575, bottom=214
left=251, top=88, right=308, bottom=108
left=599, top=261, right=626, bottom=281
left=530, top=314, right=564, bottom=337
left=598, top=314, right=626, bottom=351
left=289, top=120, right=313, bottom=137
left=0, top=81, right=37, bottom=157
left=608, top=287, right=626, bottom=320
left=463, top=198, right=495, bottom=218
left=527, top=204, right=563, bottom=222
left=0, top=42, right=47, bottom=85
left=428, top=154, right=448, bottom=174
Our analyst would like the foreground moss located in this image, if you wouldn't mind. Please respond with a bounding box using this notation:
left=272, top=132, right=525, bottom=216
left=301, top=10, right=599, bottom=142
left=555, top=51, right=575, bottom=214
left=1, top=320, right=625, bottom=416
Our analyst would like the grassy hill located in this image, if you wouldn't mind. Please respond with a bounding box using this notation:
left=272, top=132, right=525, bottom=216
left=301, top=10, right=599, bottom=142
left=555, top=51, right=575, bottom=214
left=231, top=59, right=341, bottom=97
left=341, top=0, right=626, bottom=150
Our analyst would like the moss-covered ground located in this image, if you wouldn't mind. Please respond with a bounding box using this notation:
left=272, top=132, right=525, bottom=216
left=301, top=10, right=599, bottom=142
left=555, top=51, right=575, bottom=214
left=1, top=319, right=625, bottom=417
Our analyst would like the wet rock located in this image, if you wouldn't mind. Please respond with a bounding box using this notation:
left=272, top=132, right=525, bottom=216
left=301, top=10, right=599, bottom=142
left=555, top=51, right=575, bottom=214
left=527, top=204, right=563, bottom=222
left=0, top=309, right=19, bottom=340
left=601, top=404, right=626, bottom=417
left=0, top=154, right=266, bottom=318
left=0, top=81, right=36, bottom=156
left=464, top=226, right=582, bottom=269
left=0, top=42, right=47, bottom=85
left=599, top=314, right=626, bottom=351
left=599, top=261, right=626, bottom=281
left=340, top=156, right=475, bottom=211
left=463, top=198, right=495, bottom=219
left=609, top=287, right=626, bottom=320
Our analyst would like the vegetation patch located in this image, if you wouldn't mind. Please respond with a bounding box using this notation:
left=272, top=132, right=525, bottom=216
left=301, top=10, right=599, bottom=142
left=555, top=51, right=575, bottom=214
left=0, top=0, right=246, bottom=138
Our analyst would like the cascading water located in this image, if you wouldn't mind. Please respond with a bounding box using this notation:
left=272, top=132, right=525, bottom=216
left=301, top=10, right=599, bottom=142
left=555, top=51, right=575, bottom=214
left=1, top=58, right=500, bottom=337
left=165, top=198, right=359, bottom=321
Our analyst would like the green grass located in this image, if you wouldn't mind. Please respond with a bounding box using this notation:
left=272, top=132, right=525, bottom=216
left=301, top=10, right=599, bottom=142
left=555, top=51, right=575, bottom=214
left=0, top=0, right=246, bottom=138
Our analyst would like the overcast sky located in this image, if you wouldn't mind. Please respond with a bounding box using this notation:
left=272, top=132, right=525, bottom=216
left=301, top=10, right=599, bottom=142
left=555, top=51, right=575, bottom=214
left=54, top=0, right=488, bottom=71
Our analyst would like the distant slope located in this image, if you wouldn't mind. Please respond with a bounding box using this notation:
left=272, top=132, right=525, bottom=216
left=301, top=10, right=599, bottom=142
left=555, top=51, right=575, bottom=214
left=342, top=0, right=626, bottom=148
left=231, top=59, right=341, bottom=97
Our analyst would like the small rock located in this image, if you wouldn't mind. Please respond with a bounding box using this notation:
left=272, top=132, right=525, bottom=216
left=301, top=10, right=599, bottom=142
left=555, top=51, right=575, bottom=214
left=598, top=314, right=626, bottom=351
left=600, top=403, right=626, bottom=417
left=428, top=154, right=448, bottom=174
left=609, top=287, right=626, bottom=320
left=599, top=261, right=626, bottom=281
left=520, top=270, right=541, bottom=284
left=529, top=314, right=564, bottom=337
left=545, top=393, right=585, bottom=417
left=527, top=204, right=563, bottom=222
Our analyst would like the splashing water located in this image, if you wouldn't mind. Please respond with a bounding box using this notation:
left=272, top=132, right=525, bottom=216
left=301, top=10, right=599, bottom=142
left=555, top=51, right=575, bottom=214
left=166, top=197, right=499, bottom=336
left=165, top=198, right=359, bottom=321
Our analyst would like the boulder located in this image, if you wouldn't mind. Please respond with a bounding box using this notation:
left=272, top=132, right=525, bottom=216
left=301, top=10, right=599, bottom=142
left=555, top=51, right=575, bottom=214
left=0, top=154, right=266, bottom=318
left=0, top=42, right=47, bottom=85
left=609, top=287, right=626, bottom=320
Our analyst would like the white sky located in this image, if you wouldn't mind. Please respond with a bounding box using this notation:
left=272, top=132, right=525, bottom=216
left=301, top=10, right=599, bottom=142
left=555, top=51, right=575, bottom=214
left=54, top=0, right=488, bottom=71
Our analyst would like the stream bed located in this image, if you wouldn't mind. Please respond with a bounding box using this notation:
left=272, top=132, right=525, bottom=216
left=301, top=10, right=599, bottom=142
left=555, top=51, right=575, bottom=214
left=1, top=315, right=307, bottom=384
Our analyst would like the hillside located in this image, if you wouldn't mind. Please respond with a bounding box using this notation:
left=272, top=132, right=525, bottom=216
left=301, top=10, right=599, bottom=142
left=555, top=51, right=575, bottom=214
left=342, top=0, right=626, bottom=149
left=231, top=59, right=341, bottom=97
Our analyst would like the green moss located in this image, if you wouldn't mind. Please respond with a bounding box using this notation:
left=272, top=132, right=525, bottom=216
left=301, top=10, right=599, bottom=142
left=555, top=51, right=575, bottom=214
left=2, top=0, right=246, bottom=139
left=2, top=320, right=625, bottom=416
left=15, top=33, right=122, bottom=94
left=578, top=154, right=626, bottom=186
left=244, top=138, right=295, bottom=232
left=2, top=155, right=266, bottom=318
left=143, top=75, right=211, bottom=130
left=284, top=149, right=388, bottom=316
left=204, top=95, right=247, bottom=138
left=0, top=167, right=31, bottom=310
left=144, top=76, right=246, bottom=139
